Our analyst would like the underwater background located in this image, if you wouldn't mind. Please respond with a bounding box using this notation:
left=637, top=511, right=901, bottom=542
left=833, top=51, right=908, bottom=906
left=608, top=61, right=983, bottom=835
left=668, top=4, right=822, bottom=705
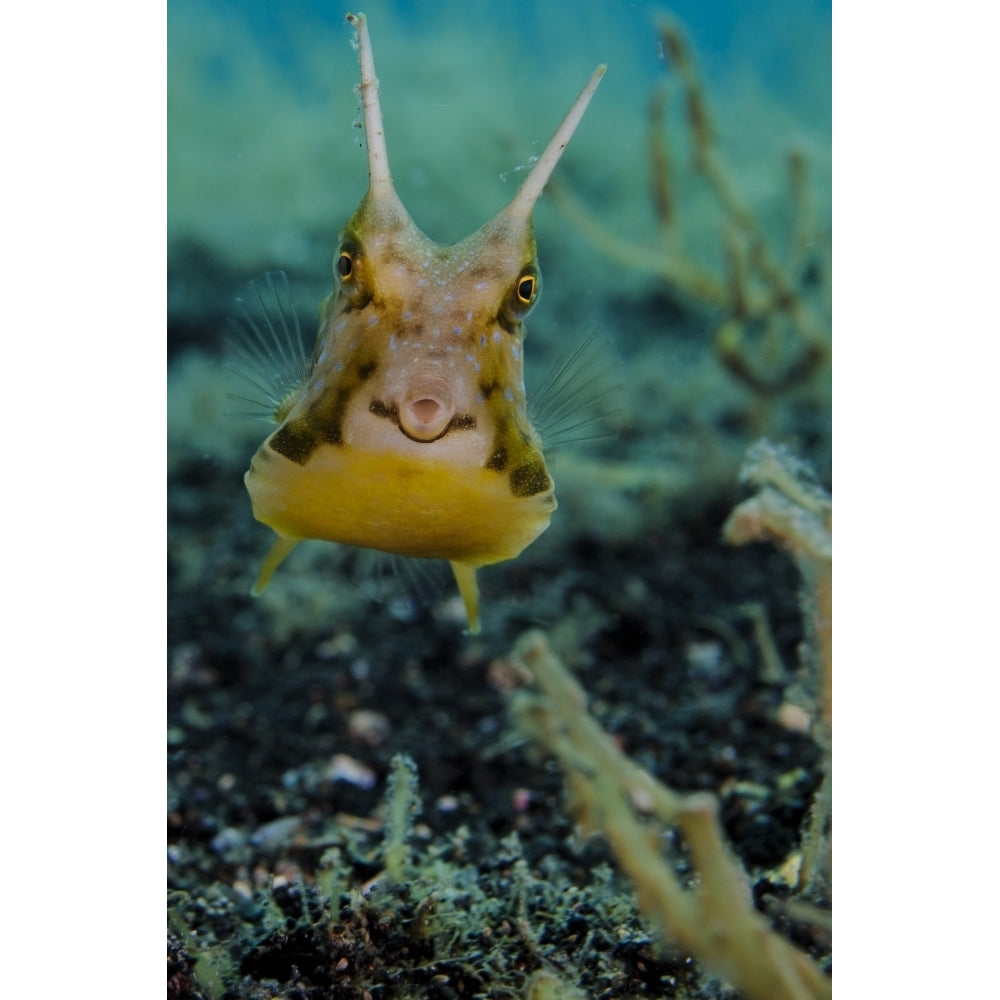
left=168, top=1, right=831, bottom=996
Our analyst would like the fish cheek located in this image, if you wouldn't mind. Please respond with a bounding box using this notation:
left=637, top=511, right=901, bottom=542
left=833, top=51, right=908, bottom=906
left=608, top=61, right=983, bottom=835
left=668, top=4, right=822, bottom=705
left=482, top=410, right=552, bottom=500
left=267, top=362, right=375, bottom=465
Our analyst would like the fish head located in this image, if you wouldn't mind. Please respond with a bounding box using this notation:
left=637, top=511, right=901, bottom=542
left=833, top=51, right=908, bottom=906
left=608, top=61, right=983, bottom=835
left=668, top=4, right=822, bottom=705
left=323, top=188, right=543, bottom=479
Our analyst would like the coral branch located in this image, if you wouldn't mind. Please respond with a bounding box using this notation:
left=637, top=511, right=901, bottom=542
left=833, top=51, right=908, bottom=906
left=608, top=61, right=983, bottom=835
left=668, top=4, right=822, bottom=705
left=723, top=440, right=832, bottom=892
left=507, top=630, right=832, bottom=1000
left=723, top=440, right=831, bottom=725
left=551, top=14, right=830, bottom=412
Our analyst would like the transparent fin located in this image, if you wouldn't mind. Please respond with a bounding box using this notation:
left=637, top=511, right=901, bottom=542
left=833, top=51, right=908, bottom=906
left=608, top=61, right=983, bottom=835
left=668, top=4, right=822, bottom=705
left=226, top=271, right=311, bottom=421
left=251, top=536, right=302, bottom=596
left=449, top=561, right=481, bottom=635
left=529, top=328, right=620, bottom=449
left=345, top=549, right=448, bottom=623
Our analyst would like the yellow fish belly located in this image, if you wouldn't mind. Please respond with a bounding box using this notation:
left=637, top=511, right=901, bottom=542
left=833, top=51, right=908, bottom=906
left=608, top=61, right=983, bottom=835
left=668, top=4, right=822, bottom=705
left=245, top=441, right=556, bottom=567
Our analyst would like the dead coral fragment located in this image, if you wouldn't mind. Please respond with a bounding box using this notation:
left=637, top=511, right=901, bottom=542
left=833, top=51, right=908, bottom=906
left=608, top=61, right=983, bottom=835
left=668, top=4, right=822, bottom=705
left=723, top=442, right=832, bottom=899
left=723, top=439, right=831, bottom=730
left=507, top=630, right=831, bottom=1000
left=524, top=968, right=588, bottom=1000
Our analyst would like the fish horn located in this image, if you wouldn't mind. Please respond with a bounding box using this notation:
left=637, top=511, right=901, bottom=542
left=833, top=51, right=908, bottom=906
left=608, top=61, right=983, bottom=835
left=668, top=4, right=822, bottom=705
left=347, top=12, right=407, bottom=216
left=502, top=63, right=607, bottom=227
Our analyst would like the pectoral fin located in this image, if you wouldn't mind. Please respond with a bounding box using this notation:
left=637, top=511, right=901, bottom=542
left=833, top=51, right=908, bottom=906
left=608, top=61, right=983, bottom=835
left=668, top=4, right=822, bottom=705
left=252, top=536, right=301, bottom=596
left=449, top=561, right=481, bottom=635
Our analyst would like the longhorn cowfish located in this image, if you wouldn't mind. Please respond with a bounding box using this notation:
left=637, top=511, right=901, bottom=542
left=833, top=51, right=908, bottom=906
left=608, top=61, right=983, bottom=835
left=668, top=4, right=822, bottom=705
left=242, top=12, right=605, bottom=633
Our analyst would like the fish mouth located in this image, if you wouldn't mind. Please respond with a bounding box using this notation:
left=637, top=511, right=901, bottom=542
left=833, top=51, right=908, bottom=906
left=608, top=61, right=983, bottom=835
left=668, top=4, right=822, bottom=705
left=369, top=398, right=477, bottom=443
left=400, top=390, right=452, bottom=441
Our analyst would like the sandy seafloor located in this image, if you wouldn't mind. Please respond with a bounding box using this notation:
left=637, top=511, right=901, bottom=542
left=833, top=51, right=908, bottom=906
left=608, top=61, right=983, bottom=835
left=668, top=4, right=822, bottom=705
left=167, top=1, right=832, bottom=996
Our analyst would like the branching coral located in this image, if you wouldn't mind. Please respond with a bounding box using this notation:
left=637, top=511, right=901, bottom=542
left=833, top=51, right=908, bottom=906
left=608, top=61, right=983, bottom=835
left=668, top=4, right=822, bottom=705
left=723, top=439, right=832, bottom=895
left=550, top=15, right=830, bottom=424
left=506, top=629, right=831, bottom=1000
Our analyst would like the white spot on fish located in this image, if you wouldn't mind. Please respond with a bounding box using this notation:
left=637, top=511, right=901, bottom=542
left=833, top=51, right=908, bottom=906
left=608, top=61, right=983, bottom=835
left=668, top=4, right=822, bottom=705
left=453, top=326, right=462, bottom=335
left=492, top=330, right=502, bottom=343
left=511, top=343, right=520, bottom=359
left=504, top=387, right=513, bottom=401
left=368, top=314, right=378, bottom=326
left=334, top=361, right=343, bottom=372
left=317, top=349, right=328, bottom=364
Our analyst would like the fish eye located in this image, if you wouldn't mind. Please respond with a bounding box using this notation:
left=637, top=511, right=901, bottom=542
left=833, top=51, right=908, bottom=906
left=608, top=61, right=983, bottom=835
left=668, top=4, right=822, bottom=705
left=335, top=240, right=373, bottom=308
left=503, top=268, right=541, bottom=327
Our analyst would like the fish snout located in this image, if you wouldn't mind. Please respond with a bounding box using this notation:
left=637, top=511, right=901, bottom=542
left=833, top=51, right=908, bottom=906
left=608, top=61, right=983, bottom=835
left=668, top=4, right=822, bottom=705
left=397, top=375, right=457, bottom=442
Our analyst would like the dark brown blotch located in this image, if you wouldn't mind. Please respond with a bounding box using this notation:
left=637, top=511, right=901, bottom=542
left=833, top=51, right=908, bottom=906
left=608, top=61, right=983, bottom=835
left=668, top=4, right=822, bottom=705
left=509, top=460, right=552, bottom=498
left=310, top=391, right=349, bottom=446
left=269, top=420, right=321, bottom=465
left=485, top=446, right=508, bottom=472
left=369, top=399, right=399, bottom=424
